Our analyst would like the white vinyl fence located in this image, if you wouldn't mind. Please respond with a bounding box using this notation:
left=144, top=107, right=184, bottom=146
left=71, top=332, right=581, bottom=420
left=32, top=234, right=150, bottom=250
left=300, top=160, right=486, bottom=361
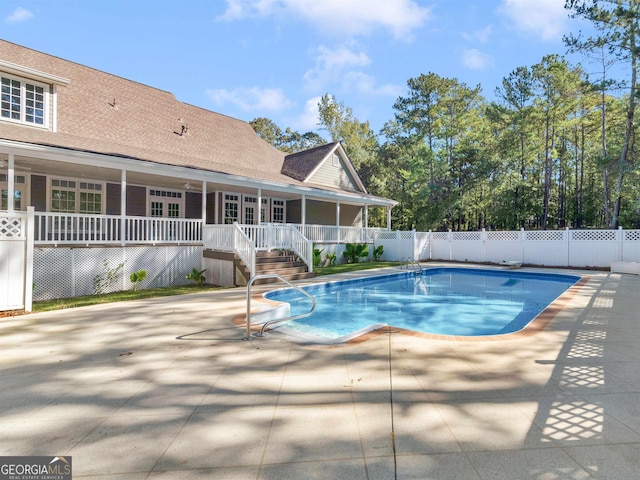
left=428, top=228, right=640, bottom=268
left=0, top=207, right=34, bottom=311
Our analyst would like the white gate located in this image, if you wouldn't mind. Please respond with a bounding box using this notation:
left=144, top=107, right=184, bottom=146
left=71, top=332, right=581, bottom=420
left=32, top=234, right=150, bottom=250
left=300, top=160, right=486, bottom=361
left=0, top=207, right=34, bottom=312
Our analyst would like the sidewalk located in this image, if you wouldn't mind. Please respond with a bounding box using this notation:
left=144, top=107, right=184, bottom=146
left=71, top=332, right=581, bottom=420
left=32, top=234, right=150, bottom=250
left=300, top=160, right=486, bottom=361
left=1, top=266, right=640, bottom=479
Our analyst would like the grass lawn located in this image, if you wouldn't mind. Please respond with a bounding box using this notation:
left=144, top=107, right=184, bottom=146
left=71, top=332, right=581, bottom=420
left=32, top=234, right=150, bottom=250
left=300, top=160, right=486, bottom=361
left=32, top=284, right=225, bottom=313
left=29, top=262, right=402, bottom=313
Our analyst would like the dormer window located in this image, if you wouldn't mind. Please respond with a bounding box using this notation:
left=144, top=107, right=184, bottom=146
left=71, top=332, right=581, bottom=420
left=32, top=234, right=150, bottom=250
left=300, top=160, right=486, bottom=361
left=1, top=74, right=47, bottom=126
left=0, top=60, right=68, bottom=131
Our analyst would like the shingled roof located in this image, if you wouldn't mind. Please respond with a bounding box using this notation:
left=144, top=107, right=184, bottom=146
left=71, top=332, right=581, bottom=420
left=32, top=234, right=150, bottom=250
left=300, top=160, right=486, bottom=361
left=0, top=41, right=311, bottom=185
left=0, top=40, right=396, bottom=206
left=281, top=142, right=340, bottom=182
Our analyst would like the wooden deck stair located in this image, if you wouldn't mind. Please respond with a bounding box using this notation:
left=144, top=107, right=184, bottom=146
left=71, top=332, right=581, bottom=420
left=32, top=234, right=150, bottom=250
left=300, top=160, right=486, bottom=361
left=239, top=250, right=315, bottom=285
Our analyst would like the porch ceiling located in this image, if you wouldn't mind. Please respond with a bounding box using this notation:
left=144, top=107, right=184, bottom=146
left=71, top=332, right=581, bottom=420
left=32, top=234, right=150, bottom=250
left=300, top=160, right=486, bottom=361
left=3, top=144, right=396, bottom=207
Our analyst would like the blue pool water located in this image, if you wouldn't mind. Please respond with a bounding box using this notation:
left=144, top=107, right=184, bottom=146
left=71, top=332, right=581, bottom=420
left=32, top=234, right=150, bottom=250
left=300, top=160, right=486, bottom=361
left=264, top=268, right=580, bottom=341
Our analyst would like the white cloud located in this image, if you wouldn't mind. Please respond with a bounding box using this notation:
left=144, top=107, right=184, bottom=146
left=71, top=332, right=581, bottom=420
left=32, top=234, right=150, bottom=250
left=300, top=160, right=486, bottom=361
left=217, top=0, right=431, bottom=40
left=498, top=0, right=567, bottom=41
left=205, top=86, right=293, bottom=113
left=462, top=49, right=494, bottom=70
left=303, top=44, right=400, bottom=97
left=303, top=45, right=371, bottom=91
left=5, top=7, right=34, bottom=22
left=342, top=71, right=402, bottom=97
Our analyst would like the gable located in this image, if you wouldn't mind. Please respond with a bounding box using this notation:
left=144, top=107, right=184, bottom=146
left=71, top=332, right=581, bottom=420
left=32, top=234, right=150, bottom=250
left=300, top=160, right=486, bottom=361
left=307, top=150, right=362, bottom=193
left=282, top=142, right=367, bottom=194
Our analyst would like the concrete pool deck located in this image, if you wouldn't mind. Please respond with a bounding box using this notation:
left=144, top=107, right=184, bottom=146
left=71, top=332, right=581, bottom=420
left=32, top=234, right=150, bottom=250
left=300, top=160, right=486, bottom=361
left=2, top=264, right=640, bottom=479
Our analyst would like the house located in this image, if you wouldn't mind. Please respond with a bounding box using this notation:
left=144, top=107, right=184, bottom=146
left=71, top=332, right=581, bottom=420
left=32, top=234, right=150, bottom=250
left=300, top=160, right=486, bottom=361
left=0, top=39, right=399, bottom=309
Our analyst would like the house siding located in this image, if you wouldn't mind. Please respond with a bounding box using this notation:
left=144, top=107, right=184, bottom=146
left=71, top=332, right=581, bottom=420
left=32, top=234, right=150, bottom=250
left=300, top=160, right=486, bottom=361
left=206, top=192, right=217, bottom=224
left=308, top=155, right=360, bottom=192
left=286, top=199, right=301, bottom=223
left=106, top=182, right=121, bottom=215
left=126, top=185, right=146, bottom=216
left=185, top=191, right=202, bottom=219
left=30, top=175, right=47, bottom=211
left=286, top=199, right=361, bottom=226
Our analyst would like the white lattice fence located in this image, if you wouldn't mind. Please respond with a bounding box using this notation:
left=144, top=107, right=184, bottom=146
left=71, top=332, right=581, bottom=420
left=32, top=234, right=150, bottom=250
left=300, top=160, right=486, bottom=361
left=569, top=229, right=620, bottom=267
left=623, top=230, right=640, bottom=262
left=426, top=228, right=640, bottom=267
left=33, top=245, right=203, bottom=301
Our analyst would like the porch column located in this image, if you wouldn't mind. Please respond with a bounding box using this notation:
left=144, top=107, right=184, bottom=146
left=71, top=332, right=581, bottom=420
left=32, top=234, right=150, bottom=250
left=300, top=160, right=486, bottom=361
left=201, top=181, right=207, bottom=223
left=257, top=188, right=262, bottom=224
left=120, top=170, right=127, bottom=246
left=336, top=202, right=340, bottom=227
left=7, top=154, right=14, bottom=213
left=386, top=206, right=392, bottom=230
left=301, top=194, right=306, bottom=227
left=364, top=204, right=369, bottom=228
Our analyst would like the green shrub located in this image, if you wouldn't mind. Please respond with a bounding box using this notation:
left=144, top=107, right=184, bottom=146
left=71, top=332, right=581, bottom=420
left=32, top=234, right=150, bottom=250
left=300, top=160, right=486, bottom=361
left=129, top=270, right=147, bottom=291
left=186, top=267, right=206, bottom=286
left=343, top=243, right=369, bottom=263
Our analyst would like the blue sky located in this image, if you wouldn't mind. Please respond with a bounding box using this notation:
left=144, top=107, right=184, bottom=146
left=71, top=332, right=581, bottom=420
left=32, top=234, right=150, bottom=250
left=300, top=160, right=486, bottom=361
left=2, top=0, right=597, bottom=139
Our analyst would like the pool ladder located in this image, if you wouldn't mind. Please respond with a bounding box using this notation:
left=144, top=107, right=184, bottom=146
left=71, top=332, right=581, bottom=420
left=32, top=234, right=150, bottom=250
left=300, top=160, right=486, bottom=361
left=243, top=273, right=316, bottom=341
left=401, top=257, right=423, bottom=274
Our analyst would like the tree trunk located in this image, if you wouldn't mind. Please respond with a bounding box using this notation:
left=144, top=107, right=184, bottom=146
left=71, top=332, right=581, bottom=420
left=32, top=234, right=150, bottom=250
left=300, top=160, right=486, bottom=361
left=611, top=19, right=637, bottom=228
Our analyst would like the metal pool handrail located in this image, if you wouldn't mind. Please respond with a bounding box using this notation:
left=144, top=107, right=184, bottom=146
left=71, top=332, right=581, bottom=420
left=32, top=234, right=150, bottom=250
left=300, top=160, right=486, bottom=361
left=401, top=257, right=423, bottom=274
left=243, top=273, right=316, bottom=340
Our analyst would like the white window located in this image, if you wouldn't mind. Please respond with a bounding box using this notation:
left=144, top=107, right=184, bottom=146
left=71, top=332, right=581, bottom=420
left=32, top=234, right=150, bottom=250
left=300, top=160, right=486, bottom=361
left=50, top=178, right=104, bottom=214
left=224, top=193, right=239, bottom=224
left=243, top=196, right=257, bottom=225
left=332, top=153, right=340, bottom=167
left=272, top=199, right=285, bottom=223
left=149, top=189, right=183, bottom=218
left=1, top=74, right=48, bottom=127
left=0, top=173, right=28, bottom=211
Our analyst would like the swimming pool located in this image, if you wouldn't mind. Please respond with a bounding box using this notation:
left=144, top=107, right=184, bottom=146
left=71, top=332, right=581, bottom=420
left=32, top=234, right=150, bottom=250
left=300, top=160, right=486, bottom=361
left=263, top=268, right=581, bottom=343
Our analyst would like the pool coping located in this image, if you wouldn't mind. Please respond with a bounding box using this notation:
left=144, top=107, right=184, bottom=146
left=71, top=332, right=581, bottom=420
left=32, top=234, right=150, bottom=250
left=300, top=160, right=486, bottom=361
left=233, top=266, right=590, bottom=345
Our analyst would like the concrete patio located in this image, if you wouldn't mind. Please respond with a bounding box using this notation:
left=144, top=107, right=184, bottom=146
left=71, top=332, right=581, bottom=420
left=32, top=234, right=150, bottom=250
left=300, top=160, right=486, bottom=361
left=1, top=264, right=640, bottom=479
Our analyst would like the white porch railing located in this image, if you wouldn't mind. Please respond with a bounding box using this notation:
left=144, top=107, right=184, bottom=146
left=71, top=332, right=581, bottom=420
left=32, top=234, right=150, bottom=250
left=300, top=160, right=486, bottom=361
left=33, top=213, right=202, bottom=245
left=203, top=223, right=315, bottom=275
left=234, top=224, right=256, bottom=274
left=294, top=224, right=384, bottom=243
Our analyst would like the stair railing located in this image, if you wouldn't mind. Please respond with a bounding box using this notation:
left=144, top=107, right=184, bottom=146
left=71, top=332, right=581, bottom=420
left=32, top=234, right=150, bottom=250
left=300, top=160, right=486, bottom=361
left=243, top=273, right=316, bottom=340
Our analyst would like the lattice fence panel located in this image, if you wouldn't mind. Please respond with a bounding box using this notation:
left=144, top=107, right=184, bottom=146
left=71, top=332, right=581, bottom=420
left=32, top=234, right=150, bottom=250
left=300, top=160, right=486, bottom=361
left=526, top=231, right=565, bottom=241
left=452, top=231, right=481, bottom=241
left=34, top=248, right=73, bottom=300
left=487, top=231, right=520, bottom=241
left=33, top=245, right=203, bottom=301
left=431, top=232, right=448, bottom=240
left=74, top=247, right=125, bottom=296
left=0, top=217, right=24, bottom=238
left=571, top=230, right=617, bottom=241
left=625, top=230, right=640, bottom=241
left=375, top=231, right=398, bottom=240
